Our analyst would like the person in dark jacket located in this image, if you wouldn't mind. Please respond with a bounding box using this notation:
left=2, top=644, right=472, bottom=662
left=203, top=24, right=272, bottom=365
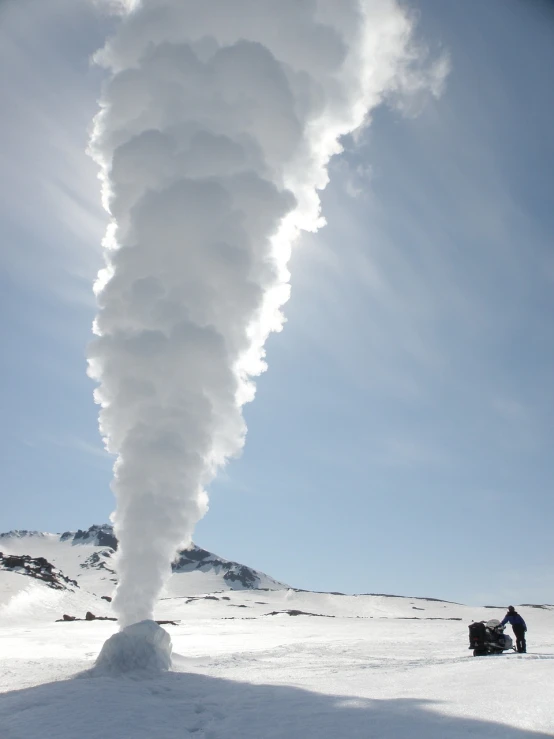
left=501, top=606, right=527, bottom=653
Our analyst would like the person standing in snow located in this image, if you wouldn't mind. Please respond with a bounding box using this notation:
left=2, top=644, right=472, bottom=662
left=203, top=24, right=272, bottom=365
left=501, top=606, right=527, bottom=653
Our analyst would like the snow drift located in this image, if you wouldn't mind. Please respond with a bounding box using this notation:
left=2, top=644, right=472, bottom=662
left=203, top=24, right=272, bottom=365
left=88, top=0, right=448, bottom=627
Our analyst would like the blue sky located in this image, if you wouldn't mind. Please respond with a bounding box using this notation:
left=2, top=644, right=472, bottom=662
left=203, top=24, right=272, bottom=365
left=1, top=0, right=553, bottom=606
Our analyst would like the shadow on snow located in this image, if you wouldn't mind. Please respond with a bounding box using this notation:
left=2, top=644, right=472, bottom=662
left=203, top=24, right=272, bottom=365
left=0, top=668, right=551, bottom=739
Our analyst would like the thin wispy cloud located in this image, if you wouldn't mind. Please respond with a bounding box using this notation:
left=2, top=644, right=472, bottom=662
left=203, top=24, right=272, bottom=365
left=43, top=434, right=114, bottom=465
left=0, top=0, right=107, bottom=305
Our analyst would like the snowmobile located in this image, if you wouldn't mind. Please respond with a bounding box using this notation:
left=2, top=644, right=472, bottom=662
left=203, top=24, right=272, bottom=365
left=468, top=618, right=515, bottom=656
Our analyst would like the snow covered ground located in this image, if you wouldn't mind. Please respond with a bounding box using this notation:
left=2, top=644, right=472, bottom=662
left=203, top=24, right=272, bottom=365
left=1, top=532, right=553, bottom=738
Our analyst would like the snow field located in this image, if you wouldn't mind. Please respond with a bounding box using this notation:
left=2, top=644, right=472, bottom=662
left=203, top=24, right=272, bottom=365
left=2, top=535, right=553, bottom=738
left=1, top=587, right=553, bottom=738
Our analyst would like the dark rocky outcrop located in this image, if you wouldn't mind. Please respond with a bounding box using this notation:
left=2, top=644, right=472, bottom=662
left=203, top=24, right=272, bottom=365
left=265, top=609, right=335, bottom=618
left=397, top=617, right=462, bottom=621
left=62, top=525, right=118, bottom=550
left=184, top=595, right=220, bottom=603
left=56, top=612, right=177, bottom=625
left=222, top=565, right=258, bottom=588
left=55, top=612, right=116, bottom=622
left=359, top=593, right=459, bottom=604
left=0, top=552, right=78, bottom=590
left=172, top=546, right=273, bottom=589
left=80, top=550, right=116, bottom=574
left=174, top=547, right=211, bottom=563
left=485, top=603, right=554, bottom=610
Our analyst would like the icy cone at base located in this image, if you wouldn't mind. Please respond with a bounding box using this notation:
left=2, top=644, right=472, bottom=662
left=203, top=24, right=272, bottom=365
left=93, top=621, right=172, bottom=675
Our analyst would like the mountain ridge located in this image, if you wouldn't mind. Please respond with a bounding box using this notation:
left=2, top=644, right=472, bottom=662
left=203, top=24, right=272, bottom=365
left=0, top=524, right=287, bottom=595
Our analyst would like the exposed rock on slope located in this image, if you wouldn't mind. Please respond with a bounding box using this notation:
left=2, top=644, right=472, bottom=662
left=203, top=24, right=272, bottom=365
left=61, top=524, right=118, bottom=550
left=0, top=552, right=78, bottom=591
left=172, top=547, right=278, bottom=589
left=0, top=525, right=286, bottom=595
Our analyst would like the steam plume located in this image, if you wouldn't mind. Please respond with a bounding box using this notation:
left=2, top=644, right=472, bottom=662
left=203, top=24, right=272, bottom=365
left=88, top=0, right=447, bottom=627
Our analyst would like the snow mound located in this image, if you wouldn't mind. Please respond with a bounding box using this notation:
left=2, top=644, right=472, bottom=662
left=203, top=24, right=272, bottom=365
left=93, top=620, right=172, bottom=676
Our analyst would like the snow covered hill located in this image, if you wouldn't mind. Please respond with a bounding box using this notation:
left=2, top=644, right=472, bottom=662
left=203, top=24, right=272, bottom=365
left=0, top=525, right=286, bottom=606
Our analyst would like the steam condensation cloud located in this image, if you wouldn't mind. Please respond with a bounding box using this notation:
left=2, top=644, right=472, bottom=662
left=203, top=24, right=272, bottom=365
left=88, top=0, right=447, bottom=627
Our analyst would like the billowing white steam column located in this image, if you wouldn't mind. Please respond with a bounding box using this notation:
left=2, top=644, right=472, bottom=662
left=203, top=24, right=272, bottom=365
left=88, top=0, right=447, bottom=627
